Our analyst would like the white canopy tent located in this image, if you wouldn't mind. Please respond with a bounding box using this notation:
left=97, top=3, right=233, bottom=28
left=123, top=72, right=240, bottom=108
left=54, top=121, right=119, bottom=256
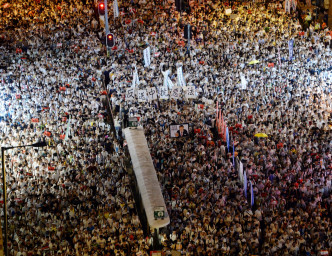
left=124, top=127, right=170, bottom=229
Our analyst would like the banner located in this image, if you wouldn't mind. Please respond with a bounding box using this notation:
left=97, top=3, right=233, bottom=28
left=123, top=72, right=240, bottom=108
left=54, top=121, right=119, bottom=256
left=177, top=66, right=186, bottom=87
left=288, top=39, right=294, bottom=60
left=137, top=90, right=147, bottom=102
left=132, top=66, right=139, bottom=88
left=159, top=87, right=169, bottom=100
left=143, top=47, right=151, bottom=67
left=126, top=88, right=135, bottom=101
left=244, top=171, right=247, bottom=198
left=114, top=0, right=119, bottom=18
left=167, top=77, right=174, bottom=89
left=185, top=86, right=196, bottom=99
left=250, top=180, right=254, bottom=206
left=146, top=87, right=158, bottom=101
left=170, top=86, right=182, bottom=99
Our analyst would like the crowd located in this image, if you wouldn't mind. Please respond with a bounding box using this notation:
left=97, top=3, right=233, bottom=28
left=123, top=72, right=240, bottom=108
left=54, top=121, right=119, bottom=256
left=0, top=0, right=331, bottom=255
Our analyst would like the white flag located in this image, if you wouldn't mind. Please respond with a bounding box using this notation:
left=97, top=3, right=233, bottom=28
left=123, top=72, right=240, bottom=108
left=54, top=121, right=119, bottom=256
left=125, top=88, right=135, bottom=101
left=143, top=47, right=151, bottom=67
left=177, top=66, right=186, bottom=87
left=167, top=77, right=174, bottom=89
left=162, top=69, right=170, bottom=87
left=114, top=0, right=119, bottom=18
left=240, top=73, right=247, bottom=90
left=137, top=90, right=147, bottom=102
left=132, top=66, right=139, bottom=88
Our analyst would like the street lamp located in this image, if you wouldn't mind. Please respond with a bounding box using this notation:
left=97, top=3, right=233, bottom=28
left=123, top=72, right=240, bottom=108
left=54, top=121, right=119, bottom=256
left=1, top=140, right=47, bottom=256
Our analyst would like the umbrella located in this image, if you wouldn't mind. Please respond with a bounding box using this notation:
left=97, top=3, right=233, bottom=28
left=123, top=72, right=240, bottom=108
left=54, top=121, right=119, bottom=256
left=249, top=60, right=260, bottom=65
left=254, top=133, right=268, bottom=138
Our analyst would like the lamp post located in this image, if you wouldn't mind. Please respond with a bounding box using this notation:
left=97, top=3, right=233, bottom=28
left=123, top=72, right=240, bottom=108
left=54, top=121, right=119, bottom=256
left=1, top=141, right=47, bottom=256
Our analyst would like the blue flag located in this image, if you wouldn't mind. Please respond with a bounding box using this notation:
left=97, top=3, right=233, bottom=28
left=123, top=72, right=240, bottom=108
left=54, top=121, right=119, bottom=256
left=250, top=180, right=254, bottom=206
left=232, top=140, right=235, bottom=167
left=244, top=171, right=247, bottom=199
left=226, top=127, right=229, bottom=151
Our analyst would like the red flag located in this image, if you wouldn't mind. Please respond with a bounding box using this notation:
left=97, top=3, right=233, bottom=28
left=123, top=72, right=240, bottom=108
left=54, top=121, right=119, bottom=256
left=223, top=123, right=227, bottom=142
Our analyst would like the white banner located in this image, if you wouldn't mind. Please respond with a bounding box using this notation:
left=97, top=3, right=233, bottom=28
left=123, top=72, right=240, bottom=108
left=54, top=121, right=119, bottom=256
left=126, top=88, right=135, bottom=101
left=137, top=90, right=147, bottom=102
left=114, top=0, right=119, bottom=18
left=146, top=87, right=158, bottom=101
left=185, top=86, right=196, bottom=99
left=132, top=66, right=139, bottom=88
left=159, top=87, right=169, bottom=100
left=143, top=47, right=151, bottom=67
left=177, top=66, right=186, bottom=87
left=170, top=86, right=182, bottom=99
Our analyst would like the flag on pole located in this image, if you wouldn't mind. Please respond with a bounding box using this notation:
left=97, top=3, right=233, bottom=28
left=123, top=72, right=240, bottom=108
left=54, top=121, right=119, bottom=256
left=232, top=140, right=235, bottom=166
left=223, top=122, right=227, bottom=142
left=226, top=127, right=229, bottom=151
left=250, top=180, right=254, bottom=206
left=244, top=171, right=247, bottom=198
left=216, top=101, right=219, bottom=127
left=240, top=73, right=247, bottom=90
left=239, top=161, right=244, bottom=182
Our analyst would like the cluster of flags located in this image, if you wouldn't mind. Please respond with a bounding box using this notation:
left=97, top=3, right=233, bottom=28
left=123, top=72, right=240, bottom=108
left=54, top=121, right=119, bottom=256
left=215, top=103, right=255, bottom=208
left=215, top=103, right=236, bottom=167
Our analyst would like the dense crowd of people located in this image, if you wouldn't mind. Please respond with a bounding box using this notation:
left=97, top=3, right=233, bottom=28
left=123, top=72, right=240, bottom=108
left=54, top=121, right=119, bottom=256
left=0, top=0, right=331, bottom=255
